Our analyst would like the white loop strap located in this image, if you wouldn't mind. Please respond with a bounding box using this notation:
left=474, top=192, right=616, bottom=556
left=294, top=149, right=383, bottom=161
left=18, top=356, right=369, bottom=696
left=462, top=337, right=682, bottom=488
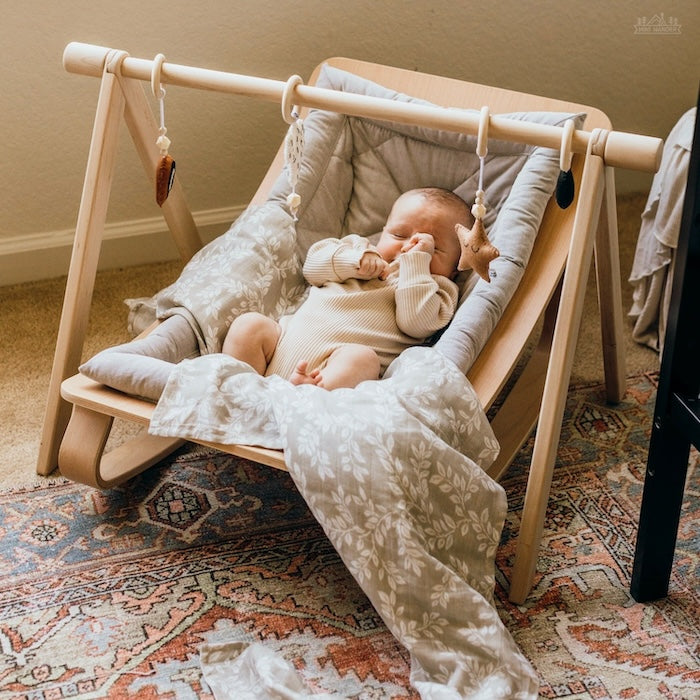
left=476, top=105, right=490, bottom=159
left=151, top=53, right=167, bottom=100
left=281, top=75, right=303, bottom=125
left=104, top=49, right=130, bottom=75
left=589, top=127, right=610, bottom=159
left=559, top=119, right=575, bottom=171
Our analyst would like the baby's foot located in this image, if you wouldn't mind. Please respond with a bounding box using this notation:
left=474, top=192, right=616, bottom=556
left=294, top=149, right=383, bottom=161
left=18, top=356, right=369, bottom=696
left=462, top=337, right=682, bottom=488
left=290, top=361, right=323, bottom=386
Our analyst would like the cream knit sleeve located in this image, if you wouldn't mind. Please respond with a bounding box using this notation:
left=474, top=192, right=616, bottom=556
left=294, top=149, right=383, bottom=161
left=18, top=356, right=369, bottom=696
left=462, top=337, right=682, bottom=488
left=395, top=251, right=459, bottom=339
left=303, top=234, right=376, bottom=286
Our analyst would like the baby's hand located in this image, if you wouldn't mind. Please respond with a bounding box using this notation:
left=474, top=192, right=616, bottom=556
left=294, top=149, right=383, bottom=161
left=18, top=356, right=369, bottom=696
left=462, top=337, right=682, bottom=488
left=356, top=251, right=388, bottom=279
left=401, top=233, right=435, bottom=256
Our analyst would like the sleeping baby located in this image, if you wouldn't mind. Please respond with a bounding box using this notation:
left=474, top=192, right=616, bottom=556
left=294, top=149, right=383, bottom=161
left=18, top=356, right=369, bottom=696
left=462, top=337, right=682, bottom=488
left=222, top=187, right=472, bottom=390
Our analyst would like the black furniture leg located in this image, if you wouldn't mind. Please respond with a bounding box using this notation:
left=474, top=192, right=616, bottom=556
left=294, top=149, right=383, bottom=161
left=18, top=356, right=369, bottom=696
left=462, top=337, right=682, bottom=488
left=631, top=418, right=692, bottom=602
left=630, top=90, right=700, bottom=603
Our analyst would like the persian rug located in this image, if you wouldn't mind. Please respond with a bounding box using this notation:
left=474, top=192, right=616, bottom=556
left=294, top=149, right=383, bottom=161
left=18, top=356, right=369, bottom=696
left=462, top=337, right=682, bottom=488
left=0, top=372, right=697, bottom=699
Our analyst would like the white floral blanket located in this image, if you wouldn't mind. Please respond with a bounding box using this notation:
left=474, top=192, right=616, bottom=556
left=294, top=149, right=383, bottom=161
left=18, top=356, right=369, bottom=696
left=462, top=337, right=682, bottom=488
left=149, top=346, right=538, bottom=698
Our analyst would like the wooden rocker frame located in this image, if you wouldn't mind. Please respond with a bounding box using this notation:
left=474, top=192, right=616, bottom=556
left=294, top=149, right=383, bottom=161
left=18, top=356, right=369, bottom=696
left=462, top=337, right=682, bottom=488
left=37, top=44, right=662, bottom=604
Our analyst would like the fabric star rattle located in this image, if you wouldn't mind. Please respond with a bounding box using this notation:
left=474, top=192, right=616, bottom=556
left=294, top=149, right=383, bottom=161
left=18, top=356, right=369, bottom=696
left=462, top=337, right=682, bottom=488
left=456, top=189, right=499, bottom=282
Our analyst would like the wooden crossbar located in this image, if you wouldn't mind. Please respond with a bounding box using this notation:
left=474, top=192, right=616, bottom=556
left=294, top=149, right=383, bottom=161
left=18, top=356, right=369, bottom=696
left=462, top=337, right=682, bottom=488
left=63, top=42, right=662, bottom=174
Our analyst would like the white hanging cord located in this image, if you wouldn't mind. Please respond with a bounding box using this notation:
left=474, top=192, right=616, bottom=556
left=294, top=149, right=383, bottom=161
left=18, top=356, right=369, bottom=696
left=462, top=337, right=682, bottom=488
left=559, top=118, right=575, bottom=172
left=151, top=53, right=170, bottom=155
left=472, top=106, right=490, bottom=222
left=157, top=96, right=168, bottom=151
left=282, top=75, right=305, bottom=220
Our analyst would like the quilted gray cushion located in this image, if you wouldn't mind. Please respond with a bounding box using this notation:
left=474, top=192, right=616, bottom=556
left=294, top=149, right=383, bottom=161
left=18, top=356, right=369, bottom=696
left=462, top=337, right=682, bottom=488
left=266, top=65, right=585, bottom=372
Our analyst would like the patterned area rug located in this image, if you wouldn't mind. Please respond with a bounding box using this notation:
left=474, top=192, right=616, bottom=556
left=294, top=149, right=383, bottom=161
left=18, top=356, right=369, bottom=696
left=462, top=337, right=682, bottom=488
left=1, top=373, right=697, bottom=699
left=497, top=372, right=699, bottom=699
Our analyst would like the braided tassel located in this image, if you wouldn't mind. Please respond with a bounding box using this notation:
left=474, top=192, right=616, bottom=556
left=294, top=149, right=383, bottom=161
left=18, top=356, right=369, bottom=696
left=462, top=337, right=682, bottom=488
left=284, top=115, right=304, bottom=220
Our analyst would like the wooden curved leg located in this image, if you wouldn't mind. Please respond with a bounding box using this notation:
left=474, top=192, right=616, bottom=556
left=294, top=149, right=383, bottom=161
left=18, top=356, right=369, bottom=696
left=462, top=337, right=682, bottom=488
left=36, top=71, right=126, bottom=477
left=508, top=151, right=606, bottom=604
left=58, top=404, right=184, bottom=489
left=37, top=71, right=202, bottom=479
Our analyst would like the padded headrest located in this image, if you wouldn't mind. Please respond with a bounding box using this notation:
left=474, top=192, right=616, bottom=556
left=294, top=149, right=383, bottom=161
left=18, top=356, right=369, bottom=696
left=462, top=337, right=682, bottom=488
left=268, top=65, right=582, bottom=256
left=267, top=65, right=585, bottom=372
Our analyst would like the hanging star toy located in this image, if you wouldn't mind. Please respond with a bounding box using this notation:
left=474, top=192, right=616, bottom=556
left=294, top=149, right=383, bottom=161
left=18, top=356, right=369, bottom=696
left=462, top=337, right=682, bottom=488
left=456, top=190, right=500, bottom=282
left=456, top=106, right=500, bottom=281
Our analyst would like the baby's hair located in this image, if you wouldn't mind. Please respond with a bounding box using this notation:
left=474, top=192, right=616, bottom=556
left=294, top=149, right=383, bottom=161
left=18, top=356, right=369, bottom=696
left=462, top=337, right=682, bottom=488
left=410, top=187, right=472, bottom=227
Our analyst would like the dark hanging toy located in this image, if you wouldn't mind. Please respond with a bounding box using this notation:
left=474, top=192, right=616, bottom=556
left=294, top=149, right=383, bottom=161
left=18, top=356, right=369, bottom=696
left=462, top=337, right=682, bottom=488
left=555, top=119, right=576, bottom=209
left=555, top=169, right=575, bottom=209
left=156, top=154, right=176, bottom=207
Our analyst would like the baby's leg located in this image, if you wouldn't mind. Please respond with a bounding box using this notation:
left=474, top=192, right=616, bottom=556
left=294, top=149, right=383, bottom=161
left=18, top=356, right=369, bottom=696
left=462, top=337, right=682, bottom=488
left=79, top=314, right=199, bottom=401
left=292, top=344, right=380, bottom=390
left=222, top=312, right=281, bottom=375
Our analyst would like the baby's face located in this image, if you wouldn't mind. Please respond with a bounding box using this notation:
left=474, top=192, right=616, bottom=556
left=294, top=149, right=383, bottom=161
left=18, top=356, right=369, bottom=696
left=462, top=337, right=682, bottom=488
left=375, top=193, right=462, bottom=278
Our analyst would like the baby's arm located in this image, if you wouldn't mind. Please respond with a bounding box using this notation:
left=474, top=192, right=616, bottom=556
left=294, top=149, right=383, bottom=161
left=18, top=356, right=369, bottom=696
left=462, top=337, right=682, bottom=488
left=303, top=234, right=386, bottom=285
left=394, top=251, right=458, bottom=338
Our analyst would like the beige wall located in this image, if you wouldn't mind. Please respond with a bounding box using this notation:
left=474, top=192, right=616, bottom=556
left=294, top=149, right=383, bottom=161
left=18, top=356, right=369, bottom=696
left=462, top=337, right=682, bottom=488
left=2, top=0, right=698, bottom=283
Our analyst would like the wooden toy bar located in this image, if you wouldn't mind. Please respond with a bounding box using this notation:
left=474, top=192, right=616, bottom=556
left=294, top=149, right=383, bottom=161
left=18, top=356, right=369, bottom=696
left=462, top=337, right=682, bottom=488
left=63, top=42, right=662, bottom=174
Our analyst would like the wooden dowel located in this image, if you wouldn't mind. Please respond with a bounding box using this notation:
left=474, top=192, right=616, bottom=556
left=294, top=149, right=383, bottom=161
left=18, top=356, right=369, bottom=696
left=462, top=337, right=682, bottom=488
left=63, top=42, right=663, bottom=174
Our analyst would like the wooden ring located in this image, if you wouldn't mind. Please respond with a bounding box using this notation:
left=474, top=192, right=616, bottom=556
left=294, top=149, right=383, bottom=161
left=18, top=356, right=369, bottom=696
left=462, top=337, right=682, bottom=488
left=476, top=105, right=490, bottom=158
left=281, top=75, right=303, bottom=124
left=560, top=119, right=575, bottom=171
left=151, top=53, right=166, bottom=100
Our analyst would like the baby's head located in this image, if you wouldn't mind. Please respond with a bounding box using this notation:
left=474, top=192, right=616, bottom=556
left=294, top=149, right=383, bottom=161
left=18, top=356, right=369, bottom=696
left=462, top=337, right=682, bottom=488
left=377, top=187, right=473, bottom=278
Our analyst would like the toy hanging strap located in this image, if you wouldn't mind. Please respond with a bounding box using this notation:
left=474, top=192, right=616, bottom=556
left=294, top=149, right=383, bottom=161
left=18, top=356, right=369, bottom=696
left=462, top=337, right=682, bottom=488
left=455, top=106, right=500, bottom=282
left=152, top=54, right=176, bottom=207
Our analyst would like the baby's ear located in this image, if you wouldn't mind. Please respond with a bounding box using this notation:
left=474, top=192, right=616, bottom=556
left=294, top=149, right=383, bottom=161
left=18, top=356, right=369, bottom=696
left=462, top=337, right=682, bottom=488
left=455, top=222, right=500, bottom=283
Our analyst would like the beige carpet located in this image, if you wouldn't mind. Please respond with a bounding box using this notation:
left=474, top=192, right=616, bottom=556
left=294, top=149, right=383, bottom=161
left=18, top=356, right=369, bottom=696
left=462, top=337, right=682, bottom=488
left=1, top=193, right=658, bottom=490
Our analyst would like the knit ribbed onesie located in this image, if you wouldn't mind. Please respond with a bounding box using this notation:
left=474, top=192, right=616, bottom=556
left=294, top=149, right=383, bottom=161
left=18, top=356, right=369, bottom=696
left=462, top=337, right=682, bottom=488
left=265, top=235, right=458, bottom=380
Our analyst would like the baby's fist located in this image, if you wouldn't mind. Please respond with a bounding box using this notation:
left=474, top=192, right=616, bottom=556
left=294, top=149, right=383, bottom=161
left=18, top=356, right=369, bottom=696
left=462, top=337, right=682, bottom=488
left=357, top=251, right=387, bottom=279
left=402, top=233, right=435, bottom=256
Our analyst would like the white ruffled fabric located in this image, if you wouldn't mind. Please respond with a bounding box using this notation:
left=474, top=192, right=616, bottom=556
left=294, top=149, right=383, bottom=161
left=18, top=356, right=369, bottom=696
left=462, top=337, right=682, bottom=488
left=629, top=107, right=696, bottom=351
left=200, top=642, right=338, bottom=700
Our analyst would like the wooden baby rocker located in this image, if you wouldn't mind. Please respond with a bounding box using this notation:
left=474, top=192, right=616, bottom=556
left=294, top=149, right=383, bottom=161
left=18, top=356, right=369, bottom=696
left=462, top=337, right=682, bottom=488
left=39, top=45, right=663, bottom=605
